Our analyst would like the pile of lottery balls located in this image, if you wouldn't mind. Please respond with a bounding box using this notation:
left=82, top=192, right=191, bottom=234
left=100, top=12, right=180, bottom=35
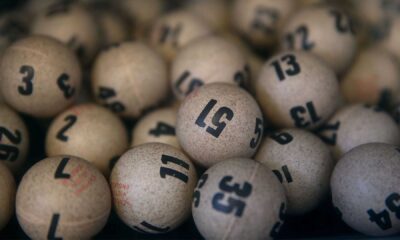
left=0, top=0, right=400, bottom=239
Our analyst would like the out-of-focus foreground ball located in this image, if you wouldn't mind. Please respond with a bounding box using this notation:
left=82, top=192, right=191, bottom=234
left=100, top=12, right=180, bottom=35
left=16, top=156, right=111, bottom=239
left=331, top=143, right=400, bottom=236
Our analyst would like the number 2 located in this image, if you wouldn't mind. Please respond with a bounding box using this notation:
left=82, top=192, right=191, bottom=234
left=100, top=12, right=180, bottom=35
left=56, top=115, right=77, bottom=142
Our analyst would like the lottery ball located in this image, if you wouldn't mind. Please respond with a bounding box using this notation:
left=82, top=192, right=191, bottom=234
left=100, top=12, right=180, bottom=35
left=172, top=35, right=249, bottom=99
left=192, top=158, right=287, bottom=239
left=0, top=162, right=16, bottom=230
left=0, top=104, right=29, bottom=173
left=31, top=1, right=100, bottom=63
left=92, top=41, right=168, bottom=118
left=110, top=143, right=197, bottom=234
left=186, top=0, right=229, bottom=32
left=131, top=107, right=180, bottom=149
left=93, top=7, right=129, bottom=47
left=116, top=0, right=164, bottom=39
left=176, top=83, right=264, bottom=168
left=16, top=156, right=111, bottom=239
left=45, top=103, right=128, bottom=176
left=232, top=0, right=295, bottom=48
left=255, top=128, right=334, bottom=215
left=379, top=16, right=400, bottom=62
left=149, top=10, right=213, bottom=62
left=0, top=35, right=81, bottom=118
left=281, top=5, right=357, bottom=75
left=316, top=104, right=400, bottom=159
left=331, top=143, right=400, bottom=236
left=341, top=47, right=400, bottom=106
left=255, top=51, right=340, bottom=130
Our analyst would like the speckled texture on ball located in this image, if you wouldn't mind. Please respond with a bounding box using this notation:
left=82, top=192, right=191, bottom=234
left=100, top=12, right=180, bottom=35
left=316, top=104, right=400, bottom=159
left=176, top=83, right=264, bottom=168
left=255, top=128, right=334, bottom=215
left=0, top=35, right=81, bottom=118
left=149, top=10, right=213, bottom=62
left=192, top=158, right=287, bottom=240
left=131, top=107, right=180, bottom=149
left=255, top=51, right=340, bottom=130
left=331, top=143, right=400, bottom=236
left=110, top=143, right=197, bottom=234
left=31, top=2, right=100, bottom=63
left=281, top=5, right=356, bottom=75
left=0, top=162, right=16, bottom=231
left=341, top=47, right=400, bottom=106
left=0, top=104, right=29, bottom=174
left=232, top=0, right=295, bottom=48
left=16, top=156, right=111, bottom=239
left=45, top=103, right=128, bottom=176
left=92, top=41, right=168, bottom=118
left=172, top=36, right=249, bottom=99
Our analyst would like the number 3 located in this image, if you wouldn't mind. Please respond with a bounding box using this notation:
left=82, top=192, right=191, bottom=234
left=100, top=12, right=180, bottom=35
left=18, top=65, right=34, bottom=95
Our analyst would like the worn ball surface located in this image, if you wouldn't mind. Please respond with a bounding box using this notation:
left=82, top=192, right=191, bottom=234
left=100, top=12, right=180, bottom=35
left=110, top=143, right=197, bottom=234
left=192, top=158, right=287, bottom=239
left=177, top=83, right=264, bottom=168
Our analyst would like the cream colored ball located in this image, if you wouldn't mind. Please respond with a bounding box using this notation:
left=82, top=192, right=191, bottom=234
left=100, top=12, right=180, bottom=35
left=110, top=143, right=197, bottom=234
left=255, top=128, right=334, bottom=215
left=341, top=47, right=400, bottom=106
left=232, top=0, right=295, bottom=48
left=45, top=103, right=128, bottom=176
left=16, top=155, right=111, bottom=239
left=149, top=10, right=213, bottom=62
left=255, top=50, right=340, bottom=130
left=131, top=107, right=180, bottom=149
left=186, top=0, right=230, bottom=32
left=31, top=2, right=100, bottom=63
left=0, top=35, right=81, bottom=118
left=280, top=5, right=357, bottom=75
left=172, top=35, right=249, bottom=99
left=331, top=143, right=400, bottom=236
left=192, top=158, right=287, bottom=239
left=316, top=104, right=400, bottom=159
left=0, top=162, right=16, bottom=231
left=92, top=41, right=168, bottom=118
left=176, top=83, right=264, bottom=168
